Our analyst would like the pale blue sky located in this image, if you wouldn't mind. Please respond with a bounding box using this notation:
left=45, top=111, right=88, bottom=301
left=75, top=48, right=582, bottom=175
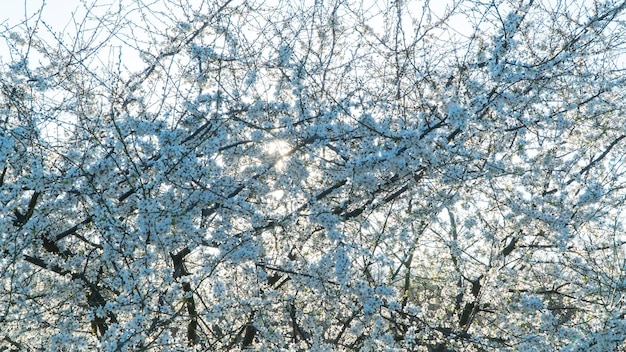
left=1, top=0, right=79, bottom=28
left=0, top=0, right=82, bottom=62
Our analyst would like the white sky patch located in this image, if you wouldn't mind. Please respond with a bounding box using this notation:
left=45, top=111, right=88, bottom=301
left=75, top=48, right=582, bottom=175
left=1, top=0, right=77, bottom=29
left=1, top=0, right=81, bottom=61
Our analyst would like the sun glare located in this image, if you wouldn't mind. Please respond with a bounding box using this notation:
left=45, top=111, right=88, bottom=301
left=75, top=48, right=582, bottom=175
left=265, top=139, right=290, bottom=170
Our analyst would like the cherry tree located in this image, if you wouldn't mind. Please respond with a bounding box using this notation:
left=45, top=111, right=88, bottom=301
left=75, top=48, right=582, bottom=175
left=2, top=0, right=626, bottom=350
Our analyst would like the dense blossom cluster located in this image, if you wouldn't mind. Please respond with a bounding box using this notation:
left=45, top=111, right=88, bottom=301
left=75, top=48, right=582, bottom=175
left=1, top=0, right=626, bottom=350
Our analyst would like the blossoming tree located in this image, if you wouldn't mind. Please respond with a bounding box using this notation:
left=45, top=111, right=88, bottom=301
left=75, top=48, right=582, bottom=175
left=2, top=0, right=626, bottom=350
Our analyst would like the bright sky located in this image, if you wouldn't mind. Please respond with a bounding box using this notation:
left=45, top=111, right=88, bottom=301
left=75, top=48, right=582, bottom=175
left=1, top=0, right=79, bottom=30
left=0, top=0, right=82, bottom=61
left=0, top=0, right=468, bottom=61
